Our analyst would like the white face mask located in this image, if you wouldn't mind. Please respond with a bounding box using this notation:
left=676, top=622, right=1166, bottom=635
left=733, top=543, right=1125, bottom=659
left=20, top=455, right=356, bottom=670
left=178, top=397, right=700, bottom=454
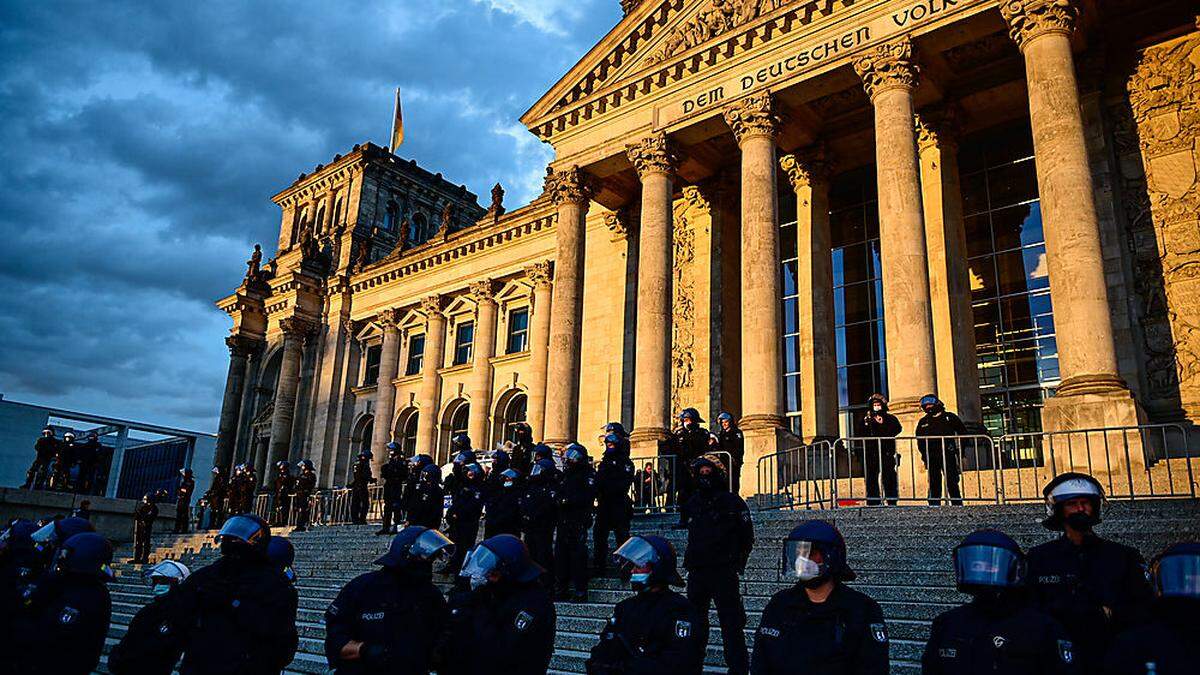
left=792, top=556, right=822, bottom=582
left=631, top=572, right=651, bottom=590
left=469, top=575, right=488, bottom=590
left=503, top=480, right=514, bottom=488
left=152, top=583, right=173, bottom=596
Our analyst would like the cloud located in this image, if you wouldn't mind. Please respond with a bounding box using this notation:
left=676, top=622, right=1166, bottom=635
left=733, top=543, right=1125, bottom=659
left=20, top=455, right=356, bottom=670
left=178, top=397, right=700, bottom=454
left=0, top=0, right=617, bottom=430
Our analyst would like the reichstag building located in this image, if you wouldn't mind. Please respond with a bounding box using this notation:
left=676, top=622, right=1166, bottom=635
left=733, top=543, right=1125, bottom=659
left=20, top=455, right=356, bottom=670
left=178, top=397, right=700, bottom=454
left=213, top=0, right=1200, bottom=493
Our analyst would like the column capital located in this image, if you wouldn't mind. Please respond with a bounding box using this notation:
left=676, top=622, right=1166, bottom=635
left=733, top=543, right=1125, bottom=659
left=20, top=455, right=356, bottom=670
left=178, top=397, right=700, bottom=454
left=998, top=0, right=1079, bottom=51
left=525, top=260, right=555, bottom=288
left=546, top=166, right=595, bottom=206
left=853, top=37, right=919, bottom=100
left=469, top=278, right=498, bottom=304
left=626, top=133, right=678, bottom=179
left=603, top=209, right=632, bottom=241
left=681, top=185, right=713, bottom=216
left=779, top=145, right=833, bottom=191
left=278, top=316, right=316, bottom=339
left=420, top=294, right=446, bottom=317
left=225, top=334, right=262, bottom=358
left=914, top=105, right=963, bottom=153
left=723, top=91, right=781, bottom=145
left=377, top=307, right=402, bottom=329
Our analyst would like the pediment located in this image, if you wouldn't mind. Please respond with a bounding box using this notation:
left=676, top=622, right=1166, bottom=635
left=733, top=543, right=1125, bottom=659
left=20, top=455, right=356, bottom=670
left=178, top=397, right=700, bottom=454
left=523, top=0, right=828, bottom=131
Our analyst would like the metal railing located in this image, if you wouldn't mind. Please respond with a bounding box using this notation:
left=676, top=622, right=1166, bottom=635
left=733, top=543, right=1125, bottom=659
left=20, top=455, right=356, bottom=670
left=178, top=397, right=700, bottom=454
left=628, top=451, right=735, bottom=514
left=756, top=424, right=1197, bottom=510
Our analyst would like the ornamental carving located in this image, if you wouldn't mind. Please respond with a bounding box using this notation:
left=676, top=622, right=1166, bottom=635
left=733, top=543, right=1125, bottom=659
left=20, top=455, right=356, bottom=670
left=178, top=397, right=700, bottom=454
left=853, top=37, right=918, bottom=99
left=420, top=295, right=445, bottom=317
left=278, top=317, right=316, bottom=338
left=723, top=91, right=780, bottom=144
left=779, top=145, right=831, bottom=191
left=604, top=209, right=631, bottom=242
left=525, top=260, right=554, bottom=288
left=681, top=185, right=711, bottom=216
left=620, top=0, right=643, bottom=16
left=469, top=278, right=497, bottom=304
left=377, top=308, right=402, bottom=329
left=670, top=198, right=699, bottom=414
left=546, top=166, right=595, bottom=206
left=626, top=133, right=677, bottom=178
left=646, top=0, right=797, bottom=65
left=226, top=335, right=262, bottom=359
left=914, top=105, right=963, bottom=152
left=998, top=0, right=1079, bottom=51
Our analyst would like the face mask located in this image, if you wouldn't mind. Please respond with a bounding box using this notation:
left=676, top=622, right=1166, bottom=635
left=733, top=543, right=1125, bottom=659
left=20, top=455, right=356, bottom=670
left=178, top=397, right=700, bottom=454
left=469, top=575, right=488, bottom=591
left=630, top=572, right=651, bottom=591
left=792, top=557, right=822, bottom=582
left=697, top=475, right=716, bottom=491
left=1065, top=512, right=1095, bottom=531
left=871, top=405, right=882, bottom=413
left=503, top=480, right=514, bottom=488
left=152, top=583, right=173, bottom=596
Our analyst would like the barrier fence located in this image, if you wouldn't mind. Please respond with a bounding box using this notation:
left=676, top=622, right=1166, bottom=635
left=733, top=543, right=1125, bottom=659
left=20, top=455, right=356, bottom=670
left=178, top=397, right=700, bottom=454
left=756, top=424, right=1197, bottom=510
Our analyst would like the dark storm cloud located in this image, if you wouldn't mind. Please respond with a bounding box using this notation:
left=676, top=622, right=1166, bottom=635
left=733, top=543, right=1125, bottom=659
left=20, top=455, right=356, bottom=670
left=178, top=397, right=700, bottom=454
left=0, top=0, right=618, bottom=429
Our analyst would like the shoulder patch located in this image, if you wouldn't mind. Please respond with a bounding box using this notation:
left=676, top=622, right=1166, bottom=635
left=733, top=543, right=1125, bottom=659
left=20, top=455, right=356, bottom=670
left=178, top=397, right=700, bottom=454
left=59, top=606, right=80, bottom=625
left=674, top=619, right=692, bottom=638
left=870, top=622, right=888, bottom=643
left=514, top=610, right=535, bottom=632
left=938, top=647, right=957, bottom=658
left=1057, top=640, right=1073, bottom=664
left=158, top=621, right=172, bottom=635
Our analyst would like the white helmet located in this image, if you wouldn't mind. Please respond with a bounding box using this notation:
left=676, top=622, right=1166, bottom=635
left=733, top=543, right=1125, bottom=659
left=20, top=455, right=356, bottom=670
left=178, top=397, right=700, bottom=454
left=145, top=559, right=191, bottom=584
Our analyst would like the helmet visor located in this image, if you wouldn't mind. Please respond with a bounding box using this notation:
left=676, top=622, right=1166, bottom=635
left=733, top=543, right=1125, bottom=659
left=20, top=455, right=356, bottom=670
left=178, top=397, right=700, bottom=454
left=783, top=541, right=825, bottom=581
left=144, top=560, right=190, bottom=584
left=613, top=536, right=659, bottom=569
left=955, top=545, right=1022, bottom=588
left=565, top=448, right=585, bottom=462
left=530, top=463, right=548, bottom=477
left=411, top=529, right=455, bottom=563
left=216, top=516, right=266, bottom=547
left=31, top=522, right=57, bottom=547
left=459, top=544, right=501, bottom=583
left=1156, top=554, right=1200, bottom=598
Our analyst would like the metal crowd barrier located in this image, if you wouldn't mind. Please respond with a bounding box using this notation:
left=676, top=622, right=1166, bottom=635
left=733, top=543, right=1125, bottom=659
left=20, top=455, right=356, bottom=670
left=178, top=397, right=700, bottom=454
left=755, top=424, right=1197, bottom=510
left=627, top=451, right=736, bottom=514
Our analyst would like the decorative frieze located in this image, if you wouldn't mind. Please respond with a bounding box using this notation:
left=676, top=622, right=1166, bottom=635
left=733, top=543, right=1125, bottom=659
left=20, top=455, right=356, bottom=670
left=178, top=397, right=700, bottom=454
left=723, top=91, right=780, bottom=144
left=626, top=133, right=678, bottom=178
left=998, top=0, right=1080, bottom=51
left=853, top=37, right=919, bottom=99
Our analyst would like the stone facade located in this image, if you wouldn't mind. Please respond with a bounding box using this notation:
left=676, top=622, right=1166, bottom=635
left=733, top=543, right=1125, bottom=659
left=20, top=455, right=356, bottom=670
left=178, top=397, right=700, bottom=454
left=216, top=1, right=1200, bottom=492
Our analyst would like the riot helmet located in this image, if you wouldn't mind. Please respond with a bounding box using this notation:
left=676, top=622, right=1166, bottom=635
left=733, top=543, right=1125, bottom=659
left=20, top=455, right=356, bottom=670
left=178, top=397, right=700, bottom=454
left=357, top=449, right=373, bottom=461
left=450, top=433, right=472, bottom=453
left=54, top=533, right=113, bottom=580
left=612, top=535, right=684, bottom=591
left=1149, top=542, right=1200, bottom=600
left=564, top=443, right=588, bottom=467
left=532, top=443, right=554, bottom=462
left=459, top=534, right=542, bottom=590
left=500, top=468, right=521, bottom=488
left=276, top=461, right=290, bottom=472
left=782, top=520, right=854, bottom=585
left=63, top=432, right=75, bottom=442
left=420, top=463, right=442, bottom=484
left=603, top=433, right=622, bottom=455
left=267, top=536, right=297, bottom=582
left=215, top=514, right=271, bottom=558
left=491, top=449, right=511, bottom=473
left=919, top=394, right=943, bottom=414
left=410, top=453, right=433, bottom=469
left=31, top=516, right=94, bottom=555
left=603, top=422, right=630, bottom=438
left=299, top=459, right=314, bottom=471
left=715, top=411, right=735, bottom=429
left=145, top=559, right=190, bottom=596
left=952, top=529, right=1026, bottom=594
left=1041, top=472, right=1104, bottom=531
left=691, top=456, right=726, bottom=492
left=453, top=450, right=475, bottom=466
left=464, top=463, right=484, bottom=483
left=42, top=428, right=53, bottom=437
left=530, top=458, right=556, bottom=479
left=376, top=526, right=455, bottom=569
left=678, top=408, right=704, bottom=425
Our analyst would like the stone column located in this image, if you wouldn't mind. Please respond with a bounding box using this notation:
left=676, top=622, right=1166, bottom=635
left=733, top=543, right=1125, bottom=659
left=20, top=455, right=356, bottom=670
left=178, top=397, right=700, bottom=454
left=779, top=147, right=839, bottom=441
left=525, top=261, right=554, bottom=440
left=853, top=37, right=939, bottom=425
left=415, top=295, right=448, bottom=457
left=543, top=167, right=593, bottom=445
left=626, top=133, right=678, bottom=450
left=916, top=109, right=983, bottom=428
left=215, top=335, right=260, bottom=470
left=724, top=91, right=786, bottom=494
left=467, top=279, right=499, bottom=448
left=267, top=317, right=313, bottom=471
left=999, top=0, right=1141, bottom=430
left=369, top=308, right=402, bottom=474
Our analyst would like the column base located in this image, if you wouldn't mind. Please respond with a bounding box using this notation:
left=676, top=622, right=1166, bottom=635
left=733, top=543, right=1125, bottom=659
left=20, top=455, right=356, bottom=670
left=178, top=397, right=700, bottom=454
left=739, top=424, right=794, bottom=499
left=1038, top=383, right=1149, bottom=493
left=629, top=427, right=669, bottom=459
left=1042, top=379, right=1145, bottom=432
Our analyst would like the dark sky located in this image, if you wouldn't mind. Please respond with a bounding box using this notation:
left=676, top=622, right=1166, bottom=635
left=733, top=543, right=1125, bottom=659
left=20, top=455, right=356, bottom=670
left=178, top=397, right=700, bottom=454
left=0, top=0, right=619, bottom=431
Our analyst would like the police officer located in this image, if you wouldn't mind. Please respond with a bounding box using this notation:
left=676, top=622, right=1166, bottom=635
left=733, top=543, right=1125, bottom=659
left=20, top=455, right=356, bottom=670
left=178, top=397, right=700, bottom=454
left=378, top=442, right=410, bottom=535
left=668, top=408, right=709, bottom=526
left=293, top=460, right=317, bottom=531
left=444, top=435, right=475, bottom=492
left=272, top=460, right=295, bottom=526
left=923, top=529, right=1077, bottom=674
left=228, top=464, right=250, bottom=515
left=406, top=462, right=445, bottom=530
left=175, top=468, right=195, bottom=534
left=600, top=421, right=631, bottom=456
left=326, top=526, right=453, bottom=674
left=52, top=431, right=76, bottom=491
left=205, top=466, right=228, bottom=528
left=593, top=434, right=635, bottom=573
left=682, top=457, right=753, bottom=675
left=108, top=560, right=191, bottom=675
left=29, top=516, right=95, bottom=576
left=511, top=422, right=536, bottom=476
left=1104, top=541, right=1200, bottom=674
left=446, top=462, right=485, bottom=577
left=854, top=393, right=901, bottom=506
left=1027, top=472, right=1151, bottom=672
left=74, top=431, right=101, bottom=494
left=915, top=394, right=968, bottom=506
left=2, top=532, right=113, bottom=675
left=752, top=520, right=888, bottom=674
left=556, top=443, right=596, bottom=602
left=521, top=459, right=558, bottom=575
left=483, top=449, right=511, bottom=502
left=170, top=514, right=298, bottom=674
left=23, top=427, right=58, bottom=490
left=350, top=450, right=375, bottom=525
left=586, top=535, right=704, bottom=675
left=446, top=534, right=556, bottom=674
left=487, top=466, right=525, bottom=538
left=0, top=519, right=41, bottom=638
left=130, top=493, right=159, bottom=564
left=714, top=412, right=745, bottom=494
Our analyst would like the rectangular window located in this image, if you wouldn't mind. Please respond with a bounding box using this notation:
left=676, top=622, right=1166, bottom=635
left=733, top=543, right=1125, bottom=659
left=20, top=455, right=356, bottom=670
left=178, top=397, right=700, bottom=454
left=506, top=308, right=530, bottom=354
left=362, top=344, right=382, bottom=386
left=405, top=334, right=425, bottom=375
left=453, top=321, right=474, bottom=366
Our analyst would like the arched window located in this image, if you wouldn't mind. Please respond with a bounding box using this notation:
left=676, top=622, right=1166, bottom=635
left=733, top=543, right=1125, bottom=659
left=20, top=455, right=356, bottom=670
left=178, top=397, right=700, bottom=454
left=401, top=412, right=419, bottom=455
left=332, top=196, right=344, bottom=229
left=383, top=200, right=399, bottom=231
left=411, top=213, right=428, bottom=245
left=450, top=404, right=469, bottom=438
left=438, top=399, right=470, bottom=462
left=501, top=394, right=528, bottom=444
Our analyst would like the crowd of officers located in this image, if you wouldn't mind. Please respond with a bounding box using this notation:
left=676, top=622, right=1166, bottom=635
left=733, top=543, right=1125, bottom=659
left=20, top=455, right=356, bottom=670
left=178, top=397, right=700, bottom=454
left=2, top=410, right=1197, bottom=675
left=22, top=427, right=105, bottom=494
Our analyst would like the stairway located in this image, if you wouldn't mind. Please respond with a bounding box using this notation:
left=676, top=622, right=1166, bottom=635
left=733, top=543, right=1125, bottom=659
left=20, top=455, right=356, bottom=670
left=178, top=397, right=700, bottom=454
left=98, top=500, right=1200, bottom=674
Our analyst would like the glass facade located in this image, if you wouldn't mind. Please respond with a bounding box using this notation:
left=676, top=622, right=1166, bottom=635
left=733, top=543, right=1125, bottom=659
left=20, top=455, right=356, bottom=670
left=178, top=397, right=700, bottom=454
left=961, top=121, right=1058, bottom=436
